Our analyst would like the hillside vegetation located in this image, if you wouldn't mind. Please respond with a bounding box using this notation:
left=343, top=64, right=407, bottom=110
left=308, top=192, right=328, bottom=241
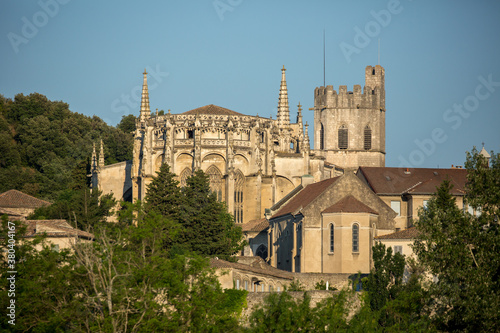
left=0, top=93, right=135, bottom=201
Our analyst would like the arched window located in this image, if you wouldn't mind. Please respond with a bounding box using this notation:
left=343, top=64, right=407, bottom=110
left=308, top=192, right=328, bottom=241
left=234, top=170, right=244, bottom=223
left=364, top=125, right=372, bottom=150
left=320, top=123, right=325, bottom=150
left=206, top=165, right=223, bottom=201
left=329, top=224, right=334, bottom=253
left=352, top=223, right=359, bottom=252
left=256, top=244, right=268, bottom=260
left=338, top=125, right=348, bottom=149
left=180, top=168, right=191, bottom=187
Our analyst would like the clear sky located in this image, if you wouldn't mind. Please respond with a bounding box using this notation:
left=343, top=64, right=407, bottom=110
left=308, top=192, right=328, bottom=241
left=1, top=0, right=499, bottom=168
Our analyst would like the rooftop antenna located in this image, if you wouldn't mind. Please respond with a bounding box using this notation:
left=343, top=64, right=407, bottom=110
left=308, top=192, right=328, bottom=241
left=378, top=38, right=380, bottom=65
left=323, top=29, right=326, bottom=87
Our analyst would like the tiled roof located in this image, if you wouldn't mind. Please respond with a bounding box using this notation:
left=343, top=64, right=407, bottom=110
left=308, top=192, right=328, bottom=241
left=241, top=218, right=269, bottom=232
left=0, top=207, right=24, bottom=217
left=375, top=227, right=419, bottom=240
left=24, top=220, right=94, bottom=239
left=0, top=190, right=51, bottom=209
left=210, top=257, right=293, bottom=280
left=322, top=195, right=378, bottom=215
left=181, top=104, right=245, bottom=116
left=272, top=177, right=340, bottom=218
left=357, top=167, right=467, bottom=195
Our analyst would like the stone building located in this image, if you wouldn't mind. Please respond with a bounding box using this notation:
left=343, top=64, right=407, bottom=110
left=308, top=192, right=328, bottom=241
left=92, top=65, right=386, bottom=224
left=267, top=172, right=396, bottom=274
left=0, top=189, right=51, bottom=219
left=312, top=65, right=386, bottom=170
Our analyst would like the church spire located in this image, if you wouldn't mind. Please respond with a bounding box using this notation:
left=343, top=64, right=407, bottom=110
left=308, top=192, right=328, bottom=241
left=277, top=65, right=290, bottom=127
left=99, top=139, right=105, bottom=168
left=91, top=142, right=97, bottom=170
left=304, top=122, right=310, bottom=148
left=140, top=69, right=150, bottom=121
left=297, top=102, right=303, bottom=127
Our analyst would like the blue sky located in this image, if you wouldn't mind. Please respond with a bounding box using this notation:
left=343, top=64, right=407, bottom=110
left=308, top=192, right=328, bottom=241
left=1, top=0, right=499, bottom=168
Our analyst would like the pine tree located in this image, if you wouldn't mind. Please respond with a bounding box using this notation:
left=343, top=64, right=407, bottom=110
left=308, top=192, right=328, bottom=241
left=144, top=163, right=183, bottom=220
left=178, top=169, right=244, bottom=260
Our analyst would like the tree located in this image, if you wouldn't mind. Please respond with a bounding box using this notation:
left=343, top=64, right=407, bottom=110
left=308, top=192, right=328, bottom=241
left=144, top=163, right=183, bottom=221
left=178, top=169, right=245, bottom=260
left=412, top=148, right=500, bottom=332
left=363, top=243, right=405, bottom=312
left=117, top=114, right=137, bottom=133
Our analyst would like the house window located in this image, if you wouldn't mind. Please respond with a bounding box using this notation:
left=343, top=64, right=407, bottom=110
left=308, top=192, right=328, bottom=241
left=320, top=123, right=325, bottom=149
left=352, top=224, right=359, bottom=252
left=391, top=200, right=401, bottom=216
left=236, top=279, right=240, bottom=290
left=234, top=170, right=244, bottom=223
left=394, top=246, right=403, bottom=255
left=51, top=244, right=60, bottom=253
left=364, top=125, right=372, bottom=150
left=423, top=200, right=429, bottom=209
left=244, top=280, right=248, bottom=291
left=329, top=224, right=334, bottom=253
left=338, top=125, right=348, bottom=149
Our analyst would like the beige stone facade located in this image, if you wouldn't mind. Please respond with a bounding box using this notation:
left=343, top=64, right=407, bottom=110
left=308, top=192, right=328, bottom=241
left=268, top=172, right=397, bottom=274
left=92, top=65, right=386, bottom=226
left=312, top=65, right=386, bottom=170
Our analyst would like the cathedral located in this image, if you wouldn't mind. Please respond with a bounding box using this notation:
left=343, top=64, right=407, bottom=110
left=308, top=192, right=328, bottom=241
left=92, top=65, right=386, bottom=224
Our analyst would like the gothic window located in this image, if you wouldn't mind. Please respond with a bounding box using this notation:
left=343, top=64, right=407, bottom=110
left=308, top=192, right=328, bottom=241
left=206, top=165, right=223, bottom=201
left=187, top=130, right=194, bottom=139
left=256, top=244, right=268, bottom=261
left=329, top=224, right=334, bottom=253
left=364, top=125, right=372, bottom=150
left=180, top=168, right=191, bottom=187
left=320, top=123, right=325, bottom=150
left=338, top=125, right=348, bottom=149
left=352, top=223, right=359, bottom=252
left=234, top=170, right=244, bottom=223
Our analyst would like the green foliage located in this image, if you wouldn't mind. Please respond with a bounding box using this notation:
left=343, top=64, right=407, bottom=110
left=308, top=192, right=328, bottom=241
left=314, top=279, right=337, bottom=291
left=363, top=243, right=405, bottom=312
left=116, top=114, right=136, bottom=133
left=0, top=93, right=133, bottom=200
left=249, top=290, right=352, bottom=332
left=287, top=278, right=305, bottom=291
left=412, top=148, right=500, bottom=332
left=144, top=166, right=245, bottom=260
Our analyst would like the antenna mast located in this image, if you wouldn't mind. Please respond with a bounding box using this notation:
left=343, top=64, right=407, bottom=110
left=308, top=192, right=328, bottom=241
left=323, top=29, right=326, bottom=86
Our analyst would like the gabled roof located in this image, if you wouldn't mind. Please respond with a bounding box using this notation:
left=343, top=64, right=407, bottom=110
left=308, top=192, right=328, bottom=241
left=180, top=104, right=245, bottom=116
left=322, top=195, right=378, bottom=215
left=272, top=177, right=340, bottom=218
left=241, top=218, right=269, bottom=233
left=24, top=219, right=94, bottom=239
left=375, top=227, right=419, bottom=240
left=0, top=190, right=51, bottom=209
left=210, top=257, right=293, bottom=280
left=357, top=167, right=467, bottom=196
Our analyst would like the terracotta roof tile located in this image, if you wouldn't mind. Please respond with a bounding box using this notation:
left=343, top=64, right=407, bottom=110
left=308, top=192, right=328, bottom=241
left=210, top=257, right=293, bottom=280
left=272, top=177, right=340, bottom=218
left=375, top=227, right=419, bottom=240
left=180, top=104, right=245, bottom=116
left=0, top=190, right=51, bottom=209
left=322, top=195, right=378, bottom=215
left=357, top=167, right=467, bottom=195
left=24, top=220, right=94, bottom=239
left=241, top=218, right=269, bottom=232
